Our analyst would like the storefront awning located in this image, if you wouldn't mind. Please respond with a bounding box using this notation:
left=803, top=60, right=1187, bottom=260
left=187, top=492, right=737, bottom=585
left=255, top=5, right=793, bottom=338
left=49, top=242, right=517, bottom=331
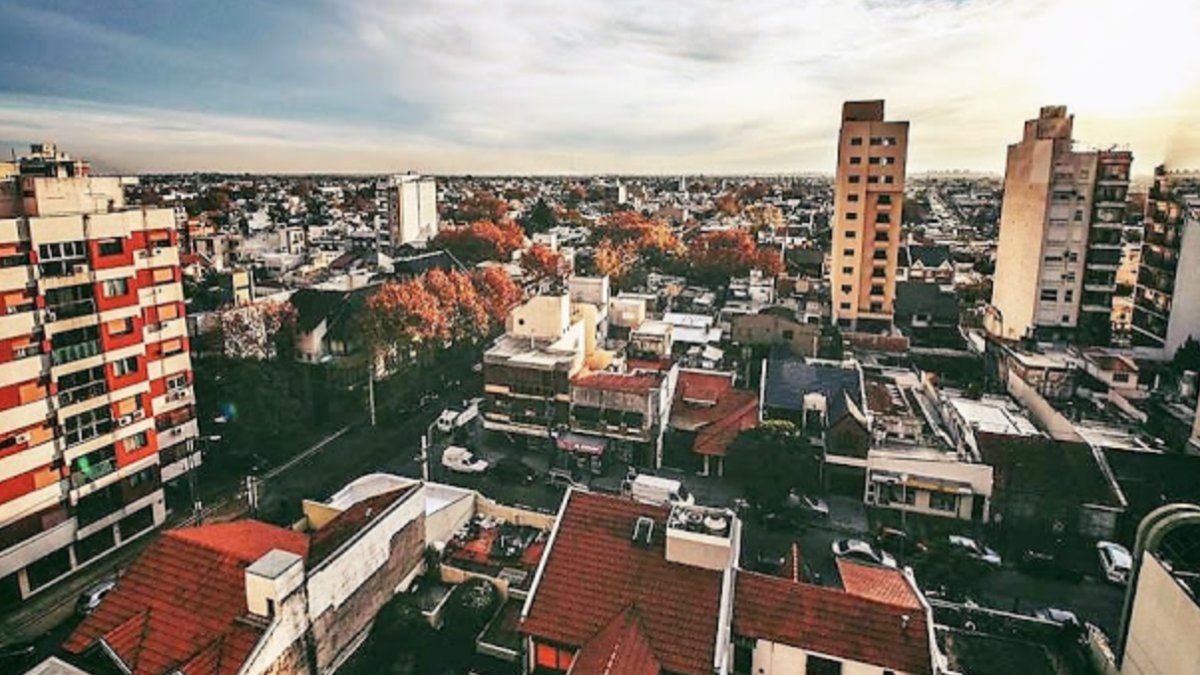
left=556, top=432, right=608, bottom=456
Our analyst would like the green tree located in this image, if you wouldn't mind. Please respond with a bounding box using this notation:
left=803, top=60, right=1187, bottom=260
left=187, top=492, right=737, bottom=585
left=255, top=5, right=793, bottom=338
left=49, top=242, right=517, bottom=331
left=1173, top=336, right=1200, bottom=373
left=724, top=421, right=819, bottom=510
left=525, top=198, right=557, bottom=234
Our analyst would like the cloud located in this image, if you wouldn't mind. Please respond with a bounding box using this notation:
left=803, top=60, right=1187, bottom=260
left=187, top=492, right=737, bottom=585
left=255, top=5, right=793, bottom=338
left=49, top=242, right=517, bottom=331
left=1, top=0, right=1198, bottom=173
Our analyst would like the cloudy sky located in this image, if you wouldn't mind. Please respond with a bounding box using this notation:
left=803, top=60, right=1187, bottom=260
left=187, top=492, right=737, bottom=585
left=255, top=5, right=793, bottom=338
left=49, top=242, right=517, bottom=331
left=1, top=0, right=1197, bottom=175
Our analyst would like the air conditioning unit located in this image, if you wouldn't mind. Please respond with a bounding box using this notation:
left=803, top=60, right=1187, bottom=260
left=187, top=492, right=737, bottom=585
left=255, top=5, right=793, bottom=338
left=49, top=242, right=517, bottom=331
left=118, top=414, right=134, bottom=427
left=14, top=433, right=30, bottom=445
left=72, top=263, right=88, bottom=275
left=43, top=310, right=56, bottom=322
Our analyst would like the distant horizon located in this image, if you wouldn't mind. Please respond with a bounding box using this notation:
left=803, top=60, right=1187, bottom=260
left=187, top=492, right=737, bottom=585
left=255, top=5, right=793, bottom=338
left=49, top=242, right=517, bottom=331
left=2, top=1, right=1198, bottom=174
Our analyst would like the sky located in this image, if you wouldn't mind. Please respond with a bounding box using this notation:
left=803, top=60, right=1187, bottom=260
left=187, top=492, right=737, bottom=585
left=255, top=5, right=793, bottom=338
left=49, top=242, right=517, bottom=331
left=0, top=0, right=1197, bottom=175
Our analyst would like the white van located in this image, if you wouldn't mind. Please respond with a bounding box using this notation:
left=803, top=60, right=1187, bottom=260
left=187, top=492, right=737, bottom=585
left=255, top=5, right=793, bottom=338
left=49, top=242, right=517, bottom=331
left=628, top=475, right=694, bottom=507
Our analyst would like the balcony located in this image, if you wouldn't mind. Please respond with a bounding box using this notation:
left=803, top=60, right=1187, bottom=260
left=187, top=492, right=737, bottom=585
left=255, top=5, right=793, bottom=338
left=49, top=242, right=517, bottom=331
left=69, top=456, right=118, bottom=489
left=52, top=339, right=101, bottom=366
left=58, top=381, right=107, bottom=407
left=45, top=298, right=97, bottom=322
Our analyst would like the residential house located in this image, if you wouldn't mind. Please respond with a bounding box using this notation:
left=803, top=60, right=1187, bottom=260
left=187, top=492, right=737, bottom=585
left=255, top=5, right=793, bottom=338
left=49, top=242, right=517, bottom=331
left=731, top=310, right=822, bottom=358
left=63, top=479, right=426, bottom=675
left=668, top=369, right=759, bottom=476
left=894, top=281, right=961, bottom=348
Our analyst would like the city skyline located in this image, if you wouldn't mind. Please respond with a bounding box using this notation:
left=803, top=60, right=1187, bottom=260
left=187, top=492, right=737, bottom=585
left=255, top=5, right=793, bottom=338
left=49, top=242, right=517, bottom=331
left=1, top=0, right=1199, bottom=175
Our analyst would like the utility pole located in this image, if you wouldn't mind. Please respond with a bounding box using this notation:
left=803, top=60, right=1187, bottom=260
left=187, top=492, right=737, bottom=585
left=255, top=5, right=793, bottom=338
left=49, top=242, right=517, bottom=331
left=420, top=434, right=430, bottom=482
left=368, top=358, right=377, bottom=427
left=245, top=475, right=259, bottom=516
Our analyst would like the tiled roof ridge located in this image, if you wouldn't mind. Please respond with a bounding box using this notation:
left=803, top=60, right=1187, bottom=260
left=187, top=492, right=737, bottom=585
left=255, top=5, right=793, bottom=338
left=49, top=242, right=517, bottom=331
left=738, top=568, right=922, bottom=613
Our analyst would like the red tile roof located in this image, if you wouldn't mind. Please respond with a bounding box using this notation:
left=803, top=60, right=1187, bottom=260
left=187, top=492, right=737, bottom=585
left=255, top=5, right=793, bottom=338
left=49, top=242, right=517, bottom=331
left=671, top=370, right=759, bottom=456
left=521, top=491, right=724, bottom=675
left=837, top=559, right=922, bottom=609
left=734, top=571, right=933, bottom=674
left=569, top=608, right=661, bottom=675
left=571, top=371, right=664, bottom=393
left=64, top=521, right=310, bottom=675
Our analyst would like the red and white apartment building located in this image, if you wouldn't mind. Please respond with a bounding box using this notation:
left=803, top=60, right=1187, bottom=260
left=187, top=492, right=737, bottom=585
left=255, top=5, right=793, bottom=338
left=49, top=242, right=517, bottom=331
left=0, top=145, right=197, bottom=605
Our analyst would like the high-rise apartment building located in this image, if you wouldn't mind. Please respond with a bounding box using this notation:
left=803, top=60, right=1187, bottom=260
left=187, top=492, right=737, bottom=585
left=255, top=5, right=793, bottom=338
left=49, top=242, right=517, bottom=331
left=830, top=100, right=909, bottom=329
left=386, top=174, right=438, bottom=247
left=987, top=106, right=1132, bottom=344
left=0, top=145, right=197, bottom=605
left=1131, top=166, right=1200, bottom=359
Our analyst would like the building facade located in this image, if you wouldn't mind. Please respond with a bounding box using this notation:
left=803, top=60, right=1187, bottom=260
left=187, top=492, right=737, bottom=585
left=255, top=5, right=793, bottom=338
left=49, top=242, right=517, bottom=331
left=0, top=146, right=197, bottom=607
left=1130, top=166, right=1200, bottom=359
left=987, top=106, right=1132, bottom=344
left=387, top=174, right=438, bottom=248
left=830, top=100, right=909, bottom=330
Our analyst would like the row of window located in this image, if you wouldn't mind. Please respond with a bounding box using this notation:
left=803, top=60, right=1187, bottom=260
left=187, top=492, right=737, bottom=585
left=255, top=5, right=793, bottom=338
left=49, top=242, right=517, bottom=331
left=848, top=155, right=898, bottom=165
left=849, top=136, right=899, bottom=146
left=847, top=174, right=897, bottom=185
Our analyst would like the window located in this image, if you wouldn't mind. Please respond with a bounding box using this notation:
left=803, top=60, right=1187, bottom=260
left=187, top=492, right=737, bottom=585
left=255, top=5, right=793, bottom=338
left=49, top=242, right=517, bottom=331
left=841, top=266, right=853, bottom=275
left=839, top=302, right=851, bottom=310
left=847, top=193, right=859, bottom=202
left=782, top=330, right=794, bottom=340
left=64, top=405, right=113, bottom=447
left=848, top=175, right=861, bottom=184
left=843, top=249, right=855, bottom=257
left=97, top=239, right=123, bottom=257
left=124, top=431, right=149, bottom=452
left=1064, top=290, right=1074, bottom=302
left=868, top=175, right=880, bottom=184
left=930, top=492, right=957, bottom=512
left=1074, top=209, right=1084, bottom=222
left=38, top=241, right=87, bottom=262
left=845, top=212, right=858, bottom=220
left=534, top=642, right=574, bottom=672
left=112, top=356, right=139, bottom=377
left=845, top=230, right=856, bottom=238
left=850, top=137, right=863, bottom=146
left=1040, top=289, right=1058, bottom=302
left=166, top=373, right=188, bottom=391
left=102, top=278, right=129, bottom=298
left=840, top=285, right=852, bottom=293
left=1113, top=372, right=1130, bottom=383
left=849, top=156, right=862, bottom=165
left=107, top=317, right=134, bottom=336
left=883, top=175, right=895, bottom=184
left=877, top=213, right=891, bottom=224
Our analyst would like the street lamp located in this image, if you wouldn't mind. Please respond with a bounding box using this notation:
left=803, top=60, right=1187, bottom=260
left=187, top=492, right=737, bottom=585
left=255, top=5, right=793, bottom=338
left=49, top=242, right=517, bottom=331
left=188, top=434, right=221, bottom=524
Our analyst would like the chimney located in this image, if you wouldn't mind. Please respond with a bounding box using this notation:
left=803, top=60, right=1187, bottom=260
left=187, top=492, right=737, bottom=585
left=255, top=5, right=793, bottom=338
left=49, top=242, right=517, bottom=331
left=245, top=549, right=305, bottom=618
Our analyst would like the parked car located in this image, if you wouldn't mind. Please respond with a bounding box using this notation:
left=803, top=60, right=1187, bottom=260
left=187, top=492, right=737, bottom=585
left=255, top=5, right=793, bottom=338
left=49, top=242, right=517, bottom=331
left=436, top=400, right=480, bottom=433
left=1096, top=540, right=1132, bottom=585
left=627, top=475, right=694, bottom=507
left=490, top=455, right=538, bottom=485
left=77, top=576, right=117, bottom=616
left=832, top=538, right=897, bottom=568
left=874, top=527, right=927, bottom=559
left=441, top=446, right=489, bottom=474
left=1035, top=607, right=1080, bottom=627
left=787, top=491, right=830, bottom=518
left=1018, top=548, right=1083, bottom=582
left=948, top=535, right=1002, bottom=567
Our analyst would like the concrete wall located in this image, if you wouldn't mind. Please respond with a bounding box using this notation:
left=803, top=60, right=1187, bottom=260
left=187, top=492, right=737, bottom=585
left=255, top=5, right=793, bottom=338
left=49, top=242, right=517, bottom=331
left=1121, top=552, right=1200, bottom=675
left=751, top=639, right=903, bottom=674
left=1164, top=215, right=1200, bottom=357
left=506, top=295, right=571, bottom=340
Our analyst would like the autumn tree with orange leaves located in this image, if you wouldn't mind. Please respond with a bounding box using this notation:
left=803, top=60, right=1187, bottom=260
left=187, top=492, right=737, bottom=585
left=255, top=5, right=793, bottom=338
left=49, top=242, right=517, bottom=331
left=520, top=243, right=571, bottom=284
left=685, top=229, right=783, bottom=287
left=433, top=219, right=525, bottom=264
left=360, top=267, right=523, bottom=370
left=446, top=191, right=509, bottom=224
left=588, top=212, right=683, bottom=289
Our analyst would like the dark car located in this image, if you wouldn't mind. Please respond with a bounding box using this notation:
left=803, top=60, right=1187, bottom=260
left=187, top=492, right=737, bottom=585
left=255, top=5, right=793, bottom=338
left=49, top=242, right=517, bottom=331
left=874, top=527, right=927, bottom=559
left=490, top=455, right=538, bottom=485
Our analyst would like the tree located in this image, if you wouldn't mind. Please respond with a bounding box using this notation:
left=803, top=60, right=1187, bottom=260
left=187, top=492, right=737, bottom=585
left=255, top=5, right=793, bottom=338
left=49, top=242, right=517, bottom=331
left=361, top=277, right=450, bottom=362
left=685, top=229, right=783, bottom=286
left=724, top=421, right=819, bottom=510
left=525, top=198, right=557, bottom=234
left=449, top=191, right=509, bottom=223
left=1174, top=336, right=1200, bottom=374
left=715, top=191, right=741, bottom=216
left=472, top=266, right=523, bottom=325
left=433, top=219, right=525, bottom=264
left=219, top=301, right=298, bottom=360
left=589, top=213, right=683, bottom=288
left=521, top=243, right=571, bottom=284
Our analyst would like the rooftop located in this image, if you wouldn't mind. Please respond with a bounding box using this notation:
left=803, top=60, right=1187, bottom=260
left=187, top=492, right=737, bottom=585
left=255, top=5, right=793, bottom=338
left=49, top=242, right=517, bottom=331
left=520, top=491, right=725, bottom=675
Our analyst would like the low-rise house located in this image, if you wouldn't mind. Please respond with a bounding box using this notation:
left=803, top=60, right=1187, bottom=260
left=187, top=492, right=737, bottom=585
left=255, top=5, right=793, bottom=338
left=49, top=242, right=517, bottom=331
left=668, top=369, right=759, bottom=476
left=901, top=244, right=955, bottom=284
left=976, top=431, right=1125, bottom=540
left=894, top=281, right=961, bottom=348
left=519, top=489, right=945, bottom=675
left=482, top=295, right=593, bottom=444
left=289, top=286, right=375, bottom=364
left=731, top=310, right=821, bottom=358
left=761, top=353, right=870, bottom=494
left=568, top=368, right=673, bottom=468
left=63, top=480, right=426, bottom=675
left=865, top=447, right=994, bottom=525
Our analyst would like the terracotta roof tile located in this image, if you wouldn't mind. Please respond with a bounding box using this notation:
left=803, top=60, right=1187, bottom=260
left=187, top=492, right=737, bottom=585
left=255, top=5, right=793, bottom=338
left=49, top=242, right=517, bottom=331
left=569, top=607, right=661, bottom=675
left=63, top=520, right=309, bottom=675
left=521, top=492, right=723, bottom=675
left=571, top=372, right=664, bottom=393
left=734, top=570, right=933, bottom=674
left=671, top=371, right=758, bottom=457
left=836, top=559, right=922, bottom=609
